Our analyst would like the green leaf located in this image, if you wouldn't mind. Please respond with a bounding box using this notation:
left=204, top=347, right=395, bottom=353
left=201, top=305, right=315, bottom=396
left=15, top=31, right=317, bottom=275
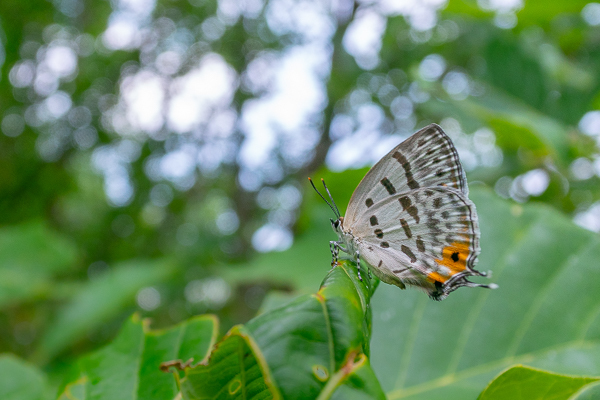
left=425, top=87, right=573, bottom=163
left=178, top=261, right=385, bottom=400
left=370, top=185, right=600, bottom=399
left=0, top=354, right=46, bottom=400
left=478, top=365, right=599, bottom=400
left=327, top=354, right=386, bottom=400
left=571, top=381, right=600, bottom=400
left=0, top=221, right=79, bottom=308
left=178, top=325, right=280, bottom=399
left=56, top=313, right=218, bottom=400
left=35, top=259, right=175, bottom=363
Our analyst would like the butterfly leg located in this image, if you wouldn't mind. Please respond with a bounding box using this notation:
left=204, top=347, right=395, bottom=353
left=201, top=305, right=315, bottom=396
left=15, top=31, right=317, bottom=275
left=329, top=241, right=341, bottom=268
left=354, top=249, right=362, bottom=282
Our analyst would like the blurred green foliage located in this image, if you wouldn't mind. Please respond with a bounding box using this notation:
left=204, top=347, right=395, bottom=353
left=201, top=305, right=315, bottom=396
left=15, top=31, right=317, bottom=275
left=1, top=0, right=600, bottom=398
left=477, top=366, right=600, bottom=400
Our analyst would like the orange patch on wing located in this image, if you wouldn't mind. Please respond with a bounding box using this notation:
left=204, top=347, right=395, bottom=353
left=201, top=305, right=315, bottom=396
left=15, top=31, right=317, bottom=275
left=434, top=241, right=471, bottom=275
left=427, top=271, right=448, bottom=283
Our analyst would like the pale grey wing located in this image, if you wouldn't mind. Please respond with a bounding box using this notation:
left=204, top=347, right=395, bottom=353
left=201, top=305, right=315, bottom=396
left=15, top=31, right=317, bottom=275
left=352, top=187, right=483, bottom=299
left=344, top=123, right=468, bottom=228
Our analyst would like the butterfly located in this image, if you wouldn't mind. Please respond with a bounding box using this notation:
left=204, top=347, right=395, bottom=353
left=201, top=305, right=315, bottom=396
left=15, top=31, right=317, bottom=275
left=310, top=123, right=497, bottom=301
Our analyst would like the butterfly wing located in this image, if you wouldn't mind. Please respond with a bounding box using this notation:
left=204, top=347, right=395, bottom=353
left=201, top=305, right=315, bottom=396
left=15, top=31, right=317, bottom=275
left=353, top=187, right=483, bottom=300
left=344, top=124, right=468, bottom=228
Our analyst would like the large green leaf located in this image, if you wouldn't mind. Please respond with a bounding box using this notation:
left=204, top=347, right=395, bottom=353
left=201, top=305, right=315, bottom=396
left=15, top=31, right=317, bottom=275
left=0, top=355, right=46, bottom=400
left=177, top=325, right=280, bottom=399
left=477, top=365, right=599, bottom=400
left=571, top=381, right=600, bottom=400
left=370, top=185, right=600, bottom=399
left=176, top=261, right=385, bottom=399
left=56, top=313, right=218, bottom=400
left=0, top=221, right=79, bottom=308
left=36, top=259, right=175, bottom=363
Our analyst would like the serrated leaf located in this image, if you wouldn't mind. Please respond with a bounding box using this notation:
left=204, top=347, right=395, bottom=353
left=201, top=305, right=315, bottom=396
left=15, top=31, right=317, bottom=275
left=477, top=365, right=599, bottom=400
left=178, top=325, right=280, bottom=400
left=56, top=313, right=218, bottom=400
left=370, top=185, right=600, bottom=399
left=179, top=262, right=385, bottom=400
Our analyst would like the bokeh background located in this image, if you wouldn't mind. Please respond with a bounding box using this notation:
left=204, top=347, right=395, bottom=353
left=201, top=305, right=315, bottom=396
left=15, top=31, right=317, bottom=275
left=1, top=0, right=600, bottom=394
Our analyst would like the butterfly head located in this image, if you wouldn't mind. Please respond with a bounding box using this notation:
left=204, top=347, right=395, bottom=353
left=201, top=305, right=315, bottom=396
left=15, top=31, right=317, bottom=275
left=330, top=216, right=344, bottom=235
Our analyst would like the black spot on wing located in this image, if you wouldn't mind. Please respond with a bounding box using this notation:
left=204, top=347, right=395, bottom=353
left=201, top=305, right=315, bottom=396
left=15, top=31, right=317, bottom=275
left=370, top=216, right=378, bottom=226
left=365, top=198, right=374, bottom=208
left=401, top=245, right=417, bottom=263
left=380, top=177, right=396, bottom=195
left=392, top=151, right=420, bottom=190
left=407, top=205, right=420, bottom=224
left=451, top=252, right=459, bottom=262
left=400, top=218, right=412, bottom=238
left=416, top=236, right=425, bottom=252
left=433, top=197, right=443, bottom=208
left=399, top=196, right=412, bottom=210
left=380, top=241, right=390, bottom=248
left=374, top=229, right=384, bottom=239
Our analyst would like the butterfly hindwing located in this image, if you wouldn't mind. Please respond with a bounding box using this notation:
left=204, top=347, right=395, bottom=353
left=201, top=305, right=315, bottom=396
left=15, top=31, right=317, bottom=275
left=353, top=187, right=481, bottom=299
left=344, top=124, right=468, bottom=228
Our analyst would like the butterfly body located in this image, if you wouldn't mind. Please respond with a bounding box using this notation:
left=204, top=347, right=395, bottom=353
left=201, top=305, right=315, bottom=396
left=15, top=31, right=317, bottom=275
left=314, top=124, right=496, bottom=301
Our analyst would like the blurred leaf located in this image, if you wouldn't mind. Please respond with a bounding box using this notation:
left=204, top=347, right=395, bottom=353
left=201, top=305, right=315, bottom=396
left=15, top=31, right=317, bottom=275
left=571, top=381, right=600, bottom=400
left=223, top=168, right=368, bottom=293
left=35, top=259, right=175, bottom=363
left=515, top=0, right=591, bottom=27
left=370, top=185, right=600, bottom=399
left=178, top=261, right=384, bottom=399
left=56, top=313, right=218, bottom=400
left=427, top=86, right=575, bottom=163
left=222, top=206, right=333, bottom=293
left=477, top=365, right=598, bottom=400
left=444, top=0, right=590, bottom=27
left=0, top=221, right=79, bottom=308
left=0, top=354, right=46, bottom=400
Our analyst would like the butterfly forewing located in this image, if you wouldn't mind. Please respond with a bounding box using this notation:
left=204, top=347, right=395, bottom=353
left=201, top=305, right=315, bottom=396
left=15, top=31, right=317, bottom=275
left=344, top=124, right=468, bottom=228
left=319, top=123, right=494, bottom=300
left=355, top=188, right=480, bottom=291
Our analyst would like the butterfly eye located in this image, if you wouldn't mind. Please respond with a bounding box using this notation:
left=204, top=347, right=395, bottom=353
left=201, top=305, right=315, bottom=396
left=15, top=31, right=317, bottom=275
left=330, top=218, right=340, bottom=229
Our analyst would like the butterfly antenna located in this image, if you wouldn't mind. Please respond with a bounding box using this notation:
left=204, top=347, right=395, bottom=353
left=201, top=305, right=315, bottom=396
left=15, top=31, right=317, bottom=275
left=321, top=178, right=341, bottom=218
left=308, top=177, right=339, bottom=218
